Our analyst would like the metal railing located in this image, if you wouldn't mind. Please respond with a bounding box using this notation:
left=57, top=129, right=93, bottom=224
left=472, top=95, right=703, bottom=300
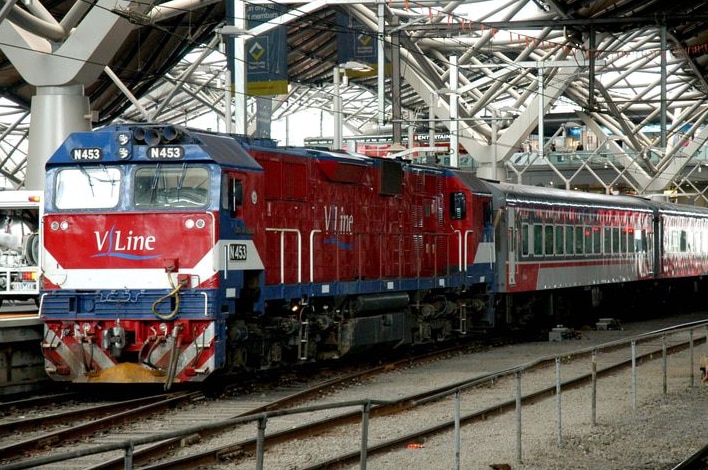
left=5, top=319, right=707, bottom=470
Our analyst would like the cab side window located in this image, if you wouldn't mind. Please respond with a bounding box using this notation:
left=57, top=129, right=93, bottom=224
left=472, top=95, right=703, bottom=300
left=221, top=174, right=243, bottom=217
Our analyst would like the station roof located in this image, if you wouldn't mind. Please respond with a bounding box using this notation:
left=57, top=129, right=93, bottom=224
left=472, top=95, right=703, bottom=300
left=0, top=0, right=707, bottom=197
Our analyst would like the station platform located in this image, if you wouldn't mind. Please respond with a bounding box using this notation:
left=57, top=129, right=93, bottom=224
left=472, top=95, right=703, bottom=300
left=0, top=302, right=47, bottom=397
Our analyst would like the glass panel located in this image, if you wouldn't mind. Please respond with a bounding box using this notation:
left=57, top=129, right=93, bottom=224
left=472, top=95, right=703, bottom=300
left=604, top=226, right=611, bottom=254
left=56, top=167, right=121, bottom=209
left=555, top=225, right=564, bottom=255
left=565, top=226, right=574, bottom=255
left=584, top=226, right=593, bottom=254
left=135, top=165, right=209, bottom=208
left=533, top=224, right=543, bottom=256
left=575, top=226, right=584, bottom=254
left=592, top=227, right=601, bottom=254
left=544, top=225, right=554, bottom=255
left=612, top=227, right=620, bottom=253
left=521, top=223, right=529, bottom=256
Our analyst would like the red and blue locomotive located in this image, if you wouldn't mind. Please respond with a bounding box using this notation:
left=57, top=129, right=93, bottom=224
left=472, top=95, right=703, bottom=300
left=39, top=123, right=708, bottom=387
left=39, top=124, right=495, bottom=387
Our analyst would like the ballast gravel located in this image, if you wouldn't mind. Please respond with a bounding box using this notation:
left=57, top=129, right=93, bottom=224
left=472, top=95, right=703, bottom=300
left=212, top=313, right=708, bottom=470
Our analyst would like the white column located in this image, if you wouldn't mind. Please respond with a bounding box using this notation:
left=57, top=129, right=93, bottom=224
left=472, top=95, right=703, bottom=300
left=537, top=66, right=545, bottom=160
left=333, top=66, right=342, bottom=150
left=491, top=108, right=498, bottom=180
left=449, top=55, right=459, bottom=168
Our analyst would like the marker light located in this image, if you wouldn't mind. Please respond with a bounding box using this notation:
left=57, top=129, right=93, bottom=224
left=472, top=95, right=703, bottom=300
left=116, top=132, right=131, bottom=145
left=185, top=219, right=195, bottom=229
left=28, top=195, right=40, bottom=203
left=118, top=147, right=131, bottom=160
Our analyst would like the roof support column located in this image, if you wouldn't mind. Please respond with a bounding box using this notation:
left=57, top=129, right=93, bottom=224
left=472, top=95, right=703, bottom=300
left=660, top=25, right=667, bottom=150
left=449, top=55, right=459, bottom=168
left=230, top=0, right=247, bottom=134
left=26, top=86, right=91, bottom=190
left=0, top=0, right=143, bottom=189
left=377, top=0, right=385, bottom=128
left=390, top=14, right=402, bottom=147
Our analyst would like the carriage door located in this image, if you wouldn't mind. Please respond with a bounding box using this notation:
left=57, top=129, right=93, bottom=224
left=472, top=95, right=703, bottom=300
left=507, top=208, right=517, bottom=286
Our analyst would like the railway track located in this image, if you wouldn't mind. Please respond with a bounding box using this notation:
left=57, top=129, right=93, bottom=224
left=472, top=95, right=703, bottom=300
left=3, top=319, right=702, bottom=470
left=0, top=343, right=481, bottom=470
left=0, top=392, right=78, bottom=414
left=112, top=331, right=703, bottom=470
left=0, top=392, right=204, bottom=460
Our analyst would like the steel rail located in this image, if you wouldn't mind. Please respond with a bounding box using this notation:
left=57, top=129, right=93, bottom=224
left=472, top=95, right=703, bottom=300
left=0, top=391, right=203, bottom=460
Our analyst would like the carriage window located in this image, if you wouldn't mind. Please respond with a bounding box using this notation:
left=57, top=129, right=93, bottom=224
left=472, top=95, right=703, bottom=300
left=55, top=167, right=121, bottom=209
left=583, top=226, right=593, bottom=254
left=544, top=225, right=554, bottom=255
left=565, top=226, right=573, bottom=254
left=134, top=165, right=209, bottom=208
left=575, top=226, right=584, bottom=254
left=533, top=224, right=543, bottom=255
left=618, top=228, right=626, bottom=253
left=635, top=230, right=646, bottom=252
left=521, top=223, right=529, bottom=256
left=670, top=230, right=679, bottom=253
left=611, top=227, right=619, bottom=253
left=604, top=227, right=612, bottom=254
left=555, top=226, right=564, bottom=255
left=449, top=192, right=466, bottom=220
left=592, top=226, right=601, bottom=254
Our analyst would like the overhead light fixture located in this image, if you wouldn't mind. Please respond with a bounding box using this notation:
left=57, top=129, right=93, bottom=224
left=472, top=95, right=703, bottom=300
left=340, top=61, right=373, bottom=72
left=219, top=26, right=248, bottom=36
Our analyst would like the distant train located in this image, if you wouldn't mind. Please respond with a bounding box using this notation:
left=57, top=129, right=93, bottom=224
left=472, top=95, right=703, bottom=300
left=39, top=124, right=708, bottom=388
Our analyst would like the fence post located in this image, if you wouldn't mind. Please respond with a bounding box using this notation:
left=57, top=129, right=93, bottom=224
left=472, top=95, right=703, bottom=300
left=454, top=389, right=461, bottom=470
left=515, top=370, right=522, bottom=465
left=360, top=400, right=371, bottom=470
left=124, top=442, right=134, bottom=470
left=591, top=349, right=597, bottom=426
left=256, top=415, right=268, bottom=470
left=631, top=340, right=637, bottom=411
left=662, top=333, right=668, bottom=395
left=555, top=357, right=562, bottom=446
left=689, top=328, right=695, bottom=387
